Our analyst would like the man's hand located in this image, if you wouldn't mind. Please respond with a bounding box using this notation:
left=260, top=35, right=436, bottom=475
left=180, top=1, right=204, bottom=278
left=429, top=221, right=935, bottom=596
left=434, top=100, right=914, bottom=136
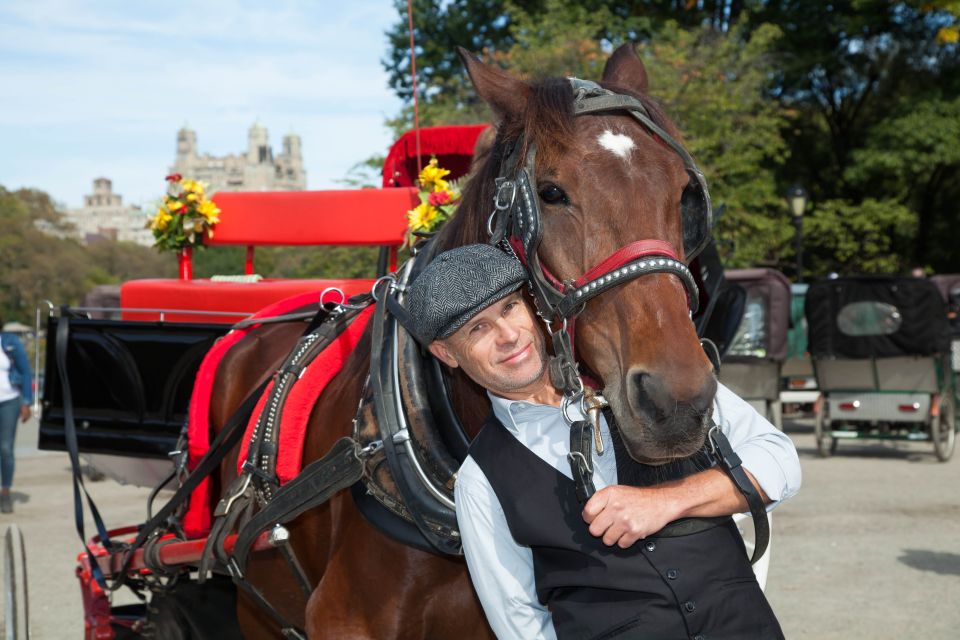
left=19, top=405, right=30, bottom=423
left=582, top=485, right=679, bottom=549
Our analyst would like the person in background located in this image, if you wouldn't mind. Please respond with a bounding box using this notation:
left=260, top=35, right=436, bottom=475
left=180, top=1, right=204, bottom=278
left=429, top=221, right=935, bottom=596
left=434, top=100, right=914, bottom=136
left=0, top=318, right=34, bottom=514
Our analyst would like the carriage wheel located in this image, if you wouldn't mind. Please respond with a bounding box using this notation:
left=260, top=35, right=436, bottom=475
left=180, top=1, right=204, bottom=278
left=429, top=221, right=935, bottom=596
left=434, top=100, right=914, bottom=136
left=3, top=524, right=30, bottom=639
left=933, top=393, right=956, bottom=462
left=814, top=403, right=836, bottom=457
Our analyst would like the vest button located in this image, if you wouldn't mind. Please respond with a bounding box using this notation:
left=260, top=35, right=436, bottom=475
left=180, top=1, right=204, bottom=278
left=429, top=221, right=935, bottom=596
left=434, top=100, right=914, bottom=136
left=666, top=569, right=679, bottom=580
left=684, top=601, right=696, bottom=613
left=644, top=541, right=656, bottom=552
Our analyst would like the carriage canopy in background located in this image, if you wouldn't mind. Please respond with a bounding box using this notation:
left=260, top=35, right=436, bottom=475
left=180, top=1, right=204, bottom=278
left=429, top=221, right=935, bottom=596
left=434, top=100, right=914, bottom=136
left=716, top=268, right=791, bottom=429
left=805, top=276, right=957, bottom=460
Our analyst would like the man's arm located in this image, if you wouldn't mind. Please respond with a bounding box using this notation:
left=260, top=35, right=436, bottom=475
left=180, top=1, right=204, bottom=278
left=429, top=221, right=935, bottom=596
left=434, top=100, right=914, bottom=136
left=583, top=382, right=801, bottom=548
left=455, top=457, right=557, bottom=640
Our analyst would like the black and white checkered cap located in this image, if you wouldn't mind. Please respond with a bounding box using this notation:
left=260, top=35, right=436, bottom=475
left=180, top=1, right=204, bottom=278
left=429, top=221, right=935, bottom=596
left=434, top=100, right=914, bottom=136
left=405, top=244, right=526, bottom=344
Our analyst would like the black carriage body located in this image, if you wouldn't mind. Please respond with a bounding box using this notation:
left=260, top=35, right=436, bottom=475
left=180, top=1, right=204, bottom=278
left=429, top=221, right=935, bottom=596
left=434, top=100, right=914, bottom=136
left=805, top=277, right=950, bottom=359
left=40, top=315, right=229, bottom=458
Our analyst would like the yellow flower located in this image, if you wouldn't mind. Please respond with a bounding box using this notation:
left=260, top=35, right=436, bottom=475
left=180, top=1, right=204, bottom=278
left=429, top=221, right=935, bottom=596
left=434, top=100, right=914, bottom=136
left=186, top=193, right=198, bottom=202
left=407, top=202, right=440, bottom=232
left=167, top=199, right=184, bottom=213
left=418, top=158, right=450, bottom=193
left=198, top=199, right=220, bottom=222
left=150, top=207, right=173, bottom=231
left=181, top=179, right=205, bottom=196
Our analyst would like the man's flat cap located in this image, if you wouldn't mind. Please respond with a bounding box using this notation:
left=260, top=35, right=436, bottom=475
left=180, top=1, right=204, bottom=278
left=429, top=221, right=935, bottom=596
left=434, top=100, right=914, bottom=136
left=405, top=244, right=526, bottom=344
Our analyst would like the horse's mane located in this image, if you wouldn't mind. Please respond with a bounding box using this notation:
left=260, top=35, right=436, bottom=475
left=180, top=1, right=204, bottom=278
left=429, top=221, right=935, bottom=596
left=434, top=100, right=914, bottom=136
left=431, top=75, right=679, bottom=255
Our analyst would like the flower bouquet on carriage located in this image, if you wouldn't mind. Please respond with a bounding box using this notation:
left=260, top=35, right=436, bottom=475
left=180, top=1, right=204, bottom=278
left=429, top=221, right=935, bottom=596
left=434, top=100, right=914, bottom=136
left=406, top=158, right=461, bottom=245
left=148, top=173, right=221, bottom=278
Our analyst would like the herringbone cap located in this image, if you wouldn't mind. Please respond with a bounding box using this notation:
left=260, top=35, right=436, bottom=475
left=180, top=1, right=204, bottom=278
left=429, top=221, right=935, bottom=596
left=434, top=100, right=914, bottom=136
left=405, top=244, right=526, bottom=344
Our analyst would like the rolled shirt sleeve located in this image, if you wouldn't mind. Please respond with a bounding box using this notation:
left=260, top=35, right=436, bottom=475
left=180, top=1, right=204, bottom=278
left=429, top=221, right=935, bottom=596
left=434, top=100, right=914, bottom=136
left=714, top=382, right=802, bottom=508
left=454, top=455, right=557, bottom=640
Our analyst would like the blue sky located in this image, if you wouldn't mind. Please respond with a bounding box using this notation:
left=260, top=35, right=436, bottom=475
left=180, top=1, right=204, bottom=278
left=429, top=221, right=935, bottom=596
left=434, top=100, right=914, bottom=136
left=0, top=1, right=405, bottom=209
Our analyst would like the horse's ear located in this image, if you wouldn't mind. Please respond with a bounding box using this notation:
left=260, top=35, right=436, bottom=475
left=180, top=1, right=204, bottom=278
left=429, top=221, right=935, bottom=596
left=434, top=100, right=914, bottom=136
left=457, top=47, right=529, bottom=120
left=602, top=43, right=648, bottom=94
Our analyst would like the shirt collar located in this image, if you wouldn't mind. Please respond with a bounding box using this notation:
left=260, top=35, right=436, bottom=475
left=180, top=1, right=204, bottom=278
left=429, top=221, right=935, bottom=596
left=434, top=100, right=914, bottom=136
left=487, top=391, right=587, bottom=435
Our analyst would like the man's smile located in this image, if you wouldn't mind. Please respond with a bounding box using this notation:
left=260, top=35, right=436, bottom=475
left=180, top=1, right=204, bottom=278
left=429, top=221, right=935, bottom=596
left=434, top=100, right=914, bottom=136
left=498, top=342, right=532, bottom=365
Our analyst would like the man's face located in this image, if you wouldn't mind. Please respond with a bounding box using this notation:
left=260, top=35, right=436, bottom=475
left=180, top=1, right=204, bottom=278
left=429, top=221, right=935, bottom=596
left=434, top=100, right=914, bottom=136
left=428, top=292, right=550, bottom=399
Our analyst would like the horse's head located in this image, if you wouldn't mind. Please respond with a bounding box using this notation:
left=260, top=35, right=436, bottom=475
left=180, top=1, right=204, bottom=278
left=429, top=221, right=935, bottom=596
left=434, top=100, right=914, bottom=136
left=456, top=45, right=717, bottom=464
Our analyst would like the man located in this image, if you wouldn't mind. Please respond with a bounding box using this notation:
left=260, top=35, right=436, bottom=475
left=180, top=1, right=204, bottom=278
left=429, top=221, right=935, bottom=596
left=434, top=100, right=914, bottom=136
left=405, top=244, right=801, bottom=640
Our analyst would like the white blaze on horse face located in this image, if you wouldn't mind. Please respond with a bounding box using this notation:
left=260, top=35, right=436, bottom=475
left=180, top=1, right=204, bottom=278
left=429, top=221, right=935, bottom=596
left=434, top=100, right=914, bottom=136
left=597, top=130, right=636, bottom=160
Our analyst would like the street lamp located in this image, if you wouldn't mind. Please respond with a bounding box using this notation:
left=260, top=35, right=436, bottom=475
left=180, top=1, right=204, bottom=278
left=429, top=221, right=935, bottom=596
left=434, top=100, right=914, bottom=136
left=787, top=184, right=808, bottom=282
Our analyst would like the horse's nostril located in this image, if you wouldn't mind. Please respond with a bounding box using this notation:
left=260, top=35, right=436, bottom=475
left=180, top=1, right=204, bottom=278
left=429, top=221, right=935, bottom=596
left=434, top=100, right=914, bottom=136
left=630, top=370, right=716, bottom=419
left=630, top=371, right=660, bottom=420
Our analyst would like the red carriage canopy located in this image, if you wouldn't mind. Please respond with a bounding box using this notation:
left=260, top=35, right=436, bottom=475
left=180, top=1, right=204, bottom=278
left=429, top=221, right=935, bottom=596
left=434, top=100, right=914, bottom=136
left=382, top=124, right=490, bottom=188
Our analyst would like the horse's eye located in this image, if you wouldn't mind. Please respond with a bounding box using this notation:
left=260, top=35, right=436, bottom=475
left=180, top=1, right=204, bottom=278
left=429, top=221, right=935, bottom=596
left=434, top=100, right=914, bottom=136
left=538, top=184, right=568, bottom=206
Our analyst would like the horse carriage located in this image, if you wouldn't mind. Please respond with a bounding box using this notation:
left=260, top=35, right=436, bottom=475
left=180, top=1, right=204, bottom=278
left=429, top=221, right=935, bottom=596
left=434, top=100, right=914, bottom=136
left=15, top=47, right=776, bottom=639
left=714, top=268, right=792, bottom=430
left=806, top=276, right=957, bottom=460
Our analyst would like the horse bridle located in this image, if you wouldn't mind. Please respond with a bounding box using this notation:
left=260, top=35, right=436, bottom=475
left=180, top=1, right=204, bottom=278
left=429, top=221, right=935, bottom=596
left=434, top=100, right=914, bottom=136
left=487, top=78, right=713, bottom=392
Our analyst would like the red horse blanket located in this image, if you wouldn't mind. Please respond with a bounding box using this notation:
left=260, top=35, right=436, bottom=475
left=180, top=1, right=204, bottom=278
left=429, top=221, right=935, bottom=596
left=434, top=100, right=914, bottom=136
left=183, top=293, right=373, bottom=538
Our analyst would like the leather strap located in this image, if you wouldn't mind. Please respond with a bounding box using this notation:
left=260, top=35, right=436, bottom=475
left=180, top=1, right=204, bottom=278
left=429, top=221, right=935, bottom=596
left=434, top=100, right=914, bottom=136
left=708, top=426, right=770, bottom=564
left=232, top=437, right=363, bottom=575
left=567, top=420, right=597, bottom=504
left=55, top=310, right=115, bottom=588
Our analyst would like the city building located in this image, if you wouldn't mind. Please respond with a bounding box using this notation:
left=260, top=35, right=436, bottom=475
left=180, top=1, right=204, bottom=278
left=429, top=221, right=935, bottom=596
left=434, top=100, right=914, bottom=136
left=65, top=178, right=153, bottom=245
left=169, top=123, right=306, bottom=193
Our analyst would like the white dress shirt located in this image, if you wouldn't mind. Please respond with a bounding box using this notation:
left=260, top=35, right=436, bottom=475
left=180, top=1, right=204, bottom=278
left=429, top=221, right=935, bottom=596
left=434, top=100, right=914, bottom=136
left=454, top=382, right=801, bottom=640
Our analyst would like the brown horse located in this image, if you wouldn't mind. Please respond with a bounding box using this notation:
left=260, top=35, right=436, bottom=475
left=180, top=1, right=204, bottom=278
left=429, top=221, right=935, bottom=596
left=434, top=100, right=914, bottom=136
left=208, top=44, right=717, bottom=638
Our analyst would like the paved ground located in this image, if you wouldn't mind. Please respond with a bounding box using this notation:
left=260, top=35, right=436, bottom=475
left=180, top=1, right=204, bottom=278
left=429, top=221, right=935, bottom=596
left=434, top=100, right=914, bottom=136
left=1, top=413, right=958, bottom=638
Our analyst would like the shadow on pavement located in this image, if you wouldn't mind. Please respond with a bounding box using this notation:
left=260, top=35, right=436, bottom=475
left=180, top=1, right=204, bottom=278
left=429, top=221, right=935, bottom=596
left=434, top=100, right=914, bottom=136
left=898, top=549, right=960, bottom=576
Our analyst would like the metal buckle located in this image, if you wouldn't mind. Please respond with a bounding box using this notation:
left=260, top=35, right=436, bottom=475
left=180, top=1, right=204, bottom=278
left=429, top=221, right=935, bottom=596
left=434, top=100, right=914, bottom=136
left=494, top=179, right=517, bottom=212
left=567, top=451, right=593, bottom=475
left=370, top=275, right=397, bottom=302
left=707, top=423, right=721, bottom=455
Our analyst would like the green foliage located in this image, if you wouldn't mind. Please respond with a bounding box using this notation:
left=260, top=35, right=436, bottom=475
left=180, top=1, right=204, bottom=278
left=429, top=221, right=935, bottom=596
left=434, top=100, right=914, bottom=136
left=636, top=21, right=792, bottom=267
left=802, top=198, right=916, bottom=275
left=0, top=188, right=169, bottom=324
left=380, top=0, right=960, bottom=277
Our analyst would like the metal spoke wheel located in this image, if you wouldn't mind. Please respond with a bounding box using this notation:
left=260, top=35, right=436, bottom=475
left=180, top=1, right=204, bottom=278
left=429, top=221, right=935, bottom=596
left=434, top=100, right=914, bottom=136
left=733, top=512, right=772, bottom=591
left=814, top=402, right=837, bottom=457
left=3, top=524, right=30, bottom=639
left=933, top=393, right=956, bottom=462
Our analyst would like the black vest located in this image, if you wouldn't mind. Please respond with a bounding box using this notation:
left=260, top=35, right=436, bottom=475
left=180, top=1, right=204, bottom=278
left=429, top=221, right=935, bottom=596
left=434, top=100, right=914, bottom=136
left=468, top=415, right=784, bottom=640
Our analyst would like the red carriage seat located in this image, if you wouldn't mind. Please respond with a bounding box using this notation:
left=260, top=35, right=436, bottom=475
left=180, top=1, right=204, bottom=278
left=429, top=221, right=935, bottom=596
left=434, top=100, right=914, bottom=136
left=121, top=188, right=418, bottom=323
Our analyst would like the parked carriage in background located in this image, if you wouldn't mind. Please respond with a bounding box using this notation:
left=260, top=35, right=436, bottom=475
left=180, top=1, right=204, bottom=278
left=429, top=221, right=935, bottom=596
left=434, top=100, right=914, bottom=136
left=780, top=283, right=819, bottom=414
left=806, top=276, right=957, bottom=460
left=716, top=268, right=792, bottom=430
